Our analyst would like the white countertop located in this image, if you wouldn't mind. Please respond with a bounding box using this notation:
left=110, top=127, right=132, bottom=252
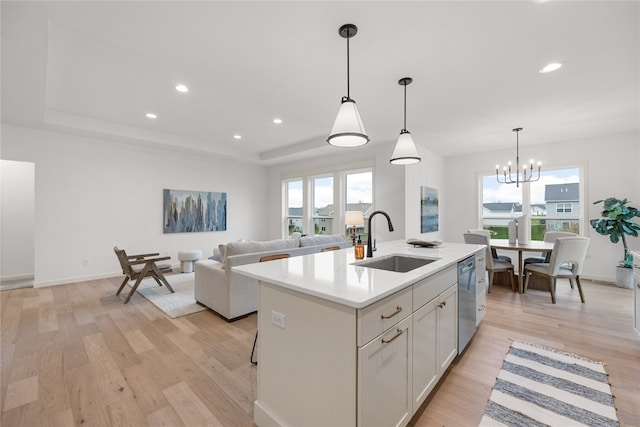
left=233, top=240, right=484, bottom=309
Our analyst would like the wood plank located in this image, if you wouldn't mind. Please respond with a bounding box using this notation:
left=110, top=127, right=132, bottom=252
left=37, top=331, right=69, bottom=415
left=162, top=381, right=223, bottom=426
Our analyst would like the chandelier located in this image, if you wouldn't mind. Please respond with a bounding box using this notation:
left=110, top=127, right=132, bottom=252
left=495, top=127, right=541, bottom=187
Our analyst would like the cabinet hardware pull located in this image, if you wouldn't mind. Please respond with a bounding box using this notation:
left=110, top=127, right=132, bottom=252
left=478, top=257, right=485, bottom=262
left=478, top=277, right=485, bottom=283
left=381, top=306, right=403, bottom=319
left=381, top=328, right=403, bottom=344
left=479, top=305, right=486, bottom=311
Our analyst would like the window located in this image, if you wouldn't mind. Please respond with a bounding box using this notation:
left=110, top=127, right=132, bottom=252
left=285, top=179, right=303, bottom=236
left=346, top=170, right=373, bottom=241
left=313, top=176, right=333, bottom=235
left=480, top=167, right=582, bottom=240
left=282, top=167, right=373, bottom=238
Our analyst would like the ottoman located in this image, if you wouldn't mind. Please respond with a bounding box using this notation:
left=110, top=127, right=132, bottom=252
left=178, top=250, right=203, bottom=273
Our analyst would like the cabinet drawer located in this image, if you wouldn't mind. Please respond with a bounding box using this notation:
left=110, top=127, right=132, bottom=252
left=413, top=266, right=456, bottom=311
left=357, top=287, right=412, bottom=346
left=476, top=290, right=486, bottom=326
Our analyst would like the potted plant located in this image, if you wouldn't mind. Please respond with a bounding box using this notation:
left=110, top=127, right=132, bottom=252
left=590, top=197, right=640, bottom=288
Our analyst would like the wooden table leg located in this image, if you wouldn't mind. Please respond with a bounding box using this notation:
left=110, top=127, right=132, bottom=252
left=518, top=250, right=523, bottom=293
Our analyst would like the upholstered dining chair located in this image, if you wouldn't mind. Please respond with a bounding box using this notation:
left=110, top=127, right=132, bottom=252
left=113, top=246, right=174, bottom=304
left=523, top=231, right=577, bottom=288
left=467, top=229, right=512, bottom=264
left=251, top=253, right=291, bottom=365
left=463, top=233, right=516, bottom=293
left=523, top=236, right=590, bottom=304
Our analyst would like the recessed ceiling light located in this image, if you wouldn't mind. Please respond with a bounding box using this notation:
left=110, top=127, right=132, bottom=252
left=175, top=84, right=189, bottom=93
left=273, top=118, right=283, bottom=124
left=233, top=135, right=242, bottom=140
left=539, top=63, right=562, bottom=73
left=145, top=113, right=157, bottom=119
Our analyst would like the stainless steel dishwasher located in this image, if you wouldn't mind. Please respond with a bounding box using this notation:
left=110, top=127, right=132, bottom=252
left=458, top=256, right=477, bottom=352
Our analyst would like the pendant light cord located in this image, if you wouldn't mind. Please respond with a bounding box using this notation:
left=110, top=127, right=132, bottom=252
left=346, top=30, right=350, bottom=99
left=403, top=83, right=407, bottom=130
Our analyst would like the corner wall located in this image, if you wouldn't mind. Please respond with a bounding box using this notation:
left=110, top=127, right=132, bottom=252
left=1, top=125, right=269, bottom=287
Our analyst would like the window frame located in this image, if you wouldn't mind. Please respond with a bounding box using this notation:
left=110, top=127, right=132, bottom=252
left=281, top=164, right=373, bottom=238
left=477, top=164, right=585, bottom=239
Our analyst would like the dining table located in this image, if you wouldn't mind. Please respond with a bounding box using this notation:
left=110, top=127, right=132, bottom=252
left=490, top=239, right=555, bottom=293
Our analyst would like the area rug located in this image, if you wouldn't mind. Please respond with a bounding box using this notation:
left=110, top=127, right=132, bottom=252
left=127, top=272, right=206, bottom=318
left=480, top=341, right=619, bottom=427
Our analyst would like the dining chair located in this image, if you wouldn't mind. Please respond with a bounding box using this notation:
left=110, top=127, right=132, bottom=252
left=523, top=237, right=590, bottom=304
left=523, top=231, right=577, bottom=288
left=251, top=253, right=291, bottom=365
left=113, top=246, right=174, bottom=304
left=467, top=229, right=512, bottom=263
left=463, top=233, right=516, bottom=293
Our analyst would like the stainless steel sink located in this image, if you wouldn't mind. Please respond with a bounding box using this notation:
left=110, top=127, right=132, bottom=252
left=355, top=255, right=439, bottom=273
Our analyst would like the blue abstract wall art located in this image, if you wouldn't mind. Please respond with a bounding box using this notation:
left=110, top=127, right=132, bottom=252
left=420, top=186, right=439, bottom=233
left=163, top=189, right=227, bottom=233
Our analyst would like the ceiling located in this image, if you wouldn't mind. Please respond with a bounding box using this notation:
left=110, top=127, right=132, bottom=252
left=2, top=1, right=638, bottom=165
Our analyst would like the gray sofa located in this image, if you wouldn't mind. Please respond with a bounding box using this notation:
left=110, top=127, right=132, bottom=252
left=194, top=235, right=351, bottom=320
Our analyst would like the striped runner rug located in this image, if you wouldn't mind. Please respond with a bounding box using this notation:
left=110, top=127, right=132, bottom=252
left=480, top=341, right=619, bottom=427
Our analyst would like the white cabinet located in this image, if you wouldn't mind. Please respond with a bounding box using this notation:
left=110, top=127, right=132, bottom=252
left=358, top=315, right=413, bottom=427
left=437, top=285, right=458, bottom=372
left=476, top=251, right=487, bottom=326
left=255, top=264, right=460, bottom=427
left=412, top=284, right=457, bottom=409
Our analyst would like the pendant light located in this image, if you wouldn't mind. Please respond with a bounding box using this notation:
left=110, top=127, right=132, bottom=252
left=390, top=77, right=421, bottom=164
left=327, top=24, right=369, bottom=148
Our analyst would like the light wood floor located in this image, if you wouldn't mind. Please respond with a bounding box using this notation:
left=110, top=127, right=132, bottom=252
left=1, top=277, right=639, bottom=426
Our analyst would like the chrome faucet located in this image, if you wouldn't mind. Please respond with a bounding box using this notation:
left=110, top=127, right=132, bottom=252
left=367, top=210, right=394, bottom=258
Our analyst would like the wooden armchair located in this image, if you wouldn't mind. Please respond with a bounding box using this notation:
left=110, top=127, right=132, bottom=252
left=113, top=246, right=174, bottom=304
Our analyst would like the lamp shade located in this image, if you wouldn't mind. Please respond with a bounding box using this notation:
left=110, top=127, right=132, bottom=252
left=345, top=210, right=364, bottom=226
left=327, top=99, right=369, bottom=147
left=390, top=131, right=421, bottom=165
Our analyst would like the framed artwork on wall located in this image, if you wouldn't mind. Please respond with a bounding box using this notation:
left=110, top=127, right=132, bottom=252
left=163, top=189, right=227, bottom=233
left=421, top=186, right=438, bottom=233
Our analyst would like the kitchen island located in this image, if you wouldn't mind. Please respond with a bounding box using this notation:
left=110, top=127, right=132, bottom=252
left=234, top=240, right=484, bottom=427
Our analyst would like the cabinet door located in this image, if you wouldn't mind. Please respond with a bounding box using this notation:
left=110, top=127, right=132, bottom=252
left=412, top=298, right=439, bottom=409
left=476, top=289, right=487, bottom=326
left=438, top=285, right=458, bottom=373
left=358, top=315, right=412, bottom=427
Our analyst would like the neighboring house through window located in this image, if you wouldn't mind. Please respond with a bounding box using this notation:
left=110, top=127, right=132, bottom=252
left=480, top=167, right=583, bottom=239
left=283, top=167, right=373, bottom=239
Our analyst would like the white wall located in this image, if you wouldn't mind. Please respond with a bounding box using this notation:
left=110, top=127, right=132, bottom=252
left=1, top=159, right=35, bottom=280
left=1, top=125, right=269, bottom=287
left=405, top=145, right=446, bottom=240
left=266, top=142, right=406, bottom=243
left=443, top=131, right=640, bottom=282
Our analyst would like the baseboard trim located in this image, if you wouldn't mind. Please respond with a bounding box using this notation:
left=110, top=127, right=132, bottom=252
left=1, top=274, right=35, bottom=283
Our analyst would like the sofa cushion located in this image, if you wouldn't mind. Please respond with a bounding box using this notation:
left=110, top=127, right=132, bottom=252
left=299, top=234, right=346, bottom=247
left=223, top=238, right=300, bottom=268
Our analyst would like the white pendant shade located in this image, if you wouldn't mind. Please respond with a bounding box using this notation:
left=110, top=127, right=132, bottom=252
left=390, top=131, right=421, bottom=165
left=327, top=99, right=369, bottom=147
